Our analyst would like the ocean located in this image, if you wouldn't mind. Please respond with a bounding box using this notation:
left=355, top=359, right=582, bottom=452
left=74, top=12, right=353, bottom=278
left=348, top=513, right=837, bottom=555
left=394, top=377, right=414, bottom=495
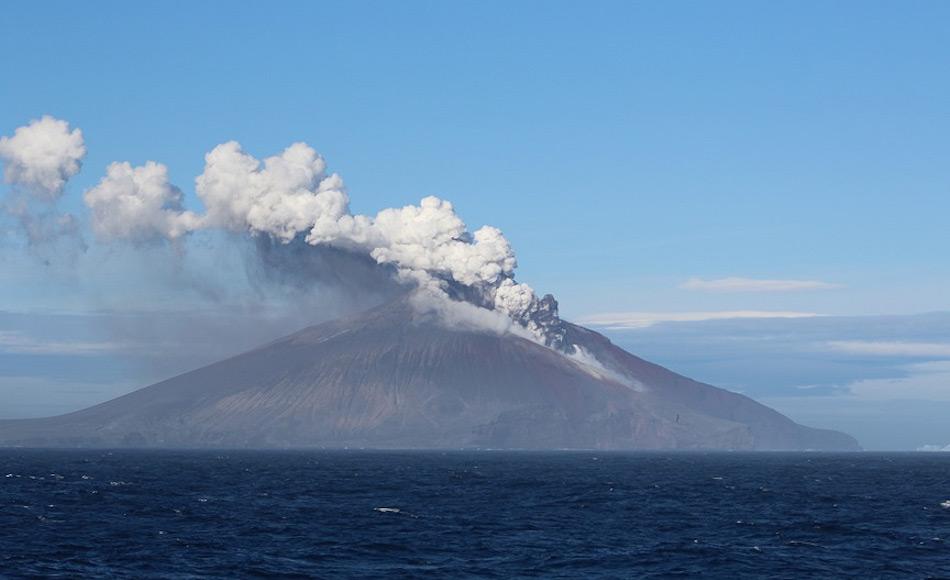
left=0, top=450, right=947, bottom=578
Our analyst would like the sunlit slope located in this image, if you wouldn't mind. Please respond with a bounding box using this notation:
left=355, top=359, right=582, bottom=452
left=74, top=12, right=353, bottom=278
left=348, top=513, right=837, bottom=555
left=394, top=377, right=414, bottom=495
left=0, top=300, right=859, bottom=450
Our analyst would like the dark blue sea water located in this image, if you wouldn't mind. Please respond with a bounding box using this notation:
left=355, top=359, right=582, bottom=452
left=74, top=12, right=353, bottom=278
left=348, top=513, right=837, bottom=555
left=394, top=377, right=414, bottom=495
left=0, top=451, right=948, bottom=578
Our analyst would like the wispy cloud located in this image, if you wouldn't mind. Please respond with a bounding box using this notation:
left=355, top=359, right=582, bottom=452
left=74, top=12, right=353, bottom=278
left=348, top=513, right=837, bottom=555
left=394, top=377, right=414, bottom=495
left=680, top=277, right=842, bottom=293
left=828, top=341, right=950, bottom=358
left=577, top=310, right=818, bottom=329
left=917, top=443, right=950, bottom=452
left=589, top=312, right=950, bottom=449
left=843, top=361, right=950, bottom=401
left=0, top=331, right=124, bottom=356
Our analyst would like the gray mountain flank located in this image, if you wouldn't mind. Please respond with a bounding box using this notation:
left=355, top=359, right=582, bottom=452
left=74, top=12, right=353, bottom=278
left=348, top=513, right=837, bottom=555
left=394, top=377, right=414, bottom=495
left=0, top=299, right=859, bottom=450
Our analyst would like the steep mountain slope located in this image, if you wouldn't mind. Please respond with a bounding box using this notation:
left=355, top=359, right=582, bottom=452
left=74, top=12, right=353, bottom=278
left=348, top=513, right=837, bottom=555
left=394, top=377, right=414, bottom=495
left=0, top=300, right=859, bottom=450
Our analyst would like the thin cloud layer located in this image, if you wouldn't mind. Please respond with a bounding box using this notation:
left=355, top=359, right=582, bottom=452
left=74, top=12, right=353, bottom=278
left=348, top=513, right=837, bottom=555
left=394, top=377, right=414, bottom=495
left=680, top=277, right=842, bottom=292
left=595, top=312, right=950, bottom=449
left=578, top=310, right=818, bottom=329
left=828, top=341, right=950, bottom=358
left=844, top=361, right=950, bottom=401
left=0, top=330, right=124, bottom=356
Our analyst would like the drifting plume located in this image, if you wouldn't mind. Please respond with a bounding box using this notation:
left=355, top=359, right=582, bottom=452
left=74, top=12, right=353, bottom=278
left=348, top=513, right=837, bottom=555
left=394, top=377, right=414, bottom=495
left=84, top=161, right=200, bottom=242
left=0, top=116, right=85, bottom=199
left=0, top=116, right=86, bottom=249
left=82, top=138, right=570, bottom=349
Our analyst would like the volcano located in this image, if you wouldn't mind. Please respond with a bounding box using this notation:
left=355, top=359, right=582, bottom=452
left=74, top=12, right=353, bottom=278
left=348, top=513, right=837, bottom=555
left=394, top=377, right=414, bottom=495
left=0, top=299, right=858, bottom=450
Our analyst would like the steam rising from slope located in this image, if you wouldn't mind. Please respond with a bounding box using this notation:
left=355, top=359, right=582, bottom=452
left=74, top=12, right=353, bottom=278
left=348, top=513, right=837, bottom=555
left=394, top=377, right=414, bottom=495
left=2, top=117, right=570, bottom=349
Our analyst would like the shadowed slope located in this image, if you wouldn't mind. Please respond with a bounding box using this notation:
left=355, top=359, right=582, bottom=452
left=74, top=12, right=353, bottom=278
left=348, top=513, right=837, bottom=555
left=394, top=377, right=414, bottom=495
left=0, top=300, right=859, bottom=450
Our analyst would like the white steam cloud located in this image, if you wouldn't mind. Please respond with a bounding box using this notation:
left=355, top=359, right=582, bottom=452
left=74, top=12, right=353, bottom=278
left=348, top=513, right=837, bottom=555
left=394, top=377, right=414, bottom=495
left=196, top=141, right=347, bottom=242
left=0, top=116, right=87, bottom=248
left=0, top=116, right=85, bottom=200
left=84, top=161, right=200, bottom=242
left=75, top=137, right=568, bottom=348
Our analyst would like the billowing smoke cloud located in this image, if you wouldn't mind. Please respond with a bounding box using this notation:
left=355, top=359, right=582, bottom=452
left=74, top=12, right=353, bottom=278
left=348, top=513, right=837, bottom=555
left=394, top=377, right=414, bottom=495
left=0, top=116, right=86, bottom=250
left=0, top=116, right=85, bottom=199
left=196, top=141, right=347, bottom=242
left=83, top=139, right=571, bottom=349
left=247, top=236, right=405, bottom=314
left=84, top=161, right=200, bottom=242
left=0, top=117, right=570, bottom=350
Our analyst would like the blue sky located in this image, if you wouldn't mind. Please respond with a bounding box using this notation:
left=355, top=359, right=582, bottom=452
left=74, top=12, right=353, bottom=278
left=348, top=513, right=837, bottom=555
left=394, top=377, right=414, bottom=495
left=2, top=1, right=950, bottom=449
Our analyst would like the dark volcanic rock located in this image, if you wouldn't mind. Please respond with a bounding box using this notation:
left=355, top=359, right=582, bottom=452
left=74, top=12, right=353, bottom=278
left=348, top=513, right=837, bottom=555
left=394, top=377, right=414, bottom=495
left=0, top=299, right=859, bottom=450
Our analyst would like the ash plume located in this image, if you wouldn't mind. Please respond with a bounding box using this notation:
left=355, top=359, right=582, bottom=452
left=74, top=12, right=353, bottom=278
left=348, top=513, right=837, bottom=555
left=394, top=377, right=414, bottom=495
left=84, top=161, right=200, bottom=243
left=0, top=116, right=85, bottom=199
left=2, top=117, right=571, bottom=350
left=0, top=116, right=86, bottom=252
left=247, top=236, right=404, bottom=313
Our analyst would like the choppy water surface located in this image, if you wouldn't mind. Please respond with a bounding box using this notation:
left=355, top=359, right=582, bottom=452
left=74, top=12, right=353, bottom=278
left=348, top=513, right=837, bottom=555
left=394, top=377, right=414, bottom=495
left=0, top=450, right=948, bottom=578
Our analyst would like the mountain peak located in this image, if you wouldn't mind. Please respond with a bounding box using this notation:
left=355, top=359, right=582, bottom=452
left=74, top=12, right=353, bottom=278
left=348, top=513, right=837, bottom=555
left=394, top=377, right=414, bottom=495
left=0, top=300, right=859, bottom=450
